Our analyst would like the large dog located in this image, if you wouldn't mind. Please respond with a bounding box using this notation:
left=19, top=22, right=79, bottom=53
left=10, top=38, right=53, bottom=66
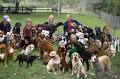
left=71, top=53, right=87, bottom=78
left=35, top=22, right=63, bottom=38
left=38, top=37, right=53, bottom=64
left=0, top=31, right=14, bottom=67
left=91, top=55, right=110, bottom=77
left=65, top=42, right=92, bottom=71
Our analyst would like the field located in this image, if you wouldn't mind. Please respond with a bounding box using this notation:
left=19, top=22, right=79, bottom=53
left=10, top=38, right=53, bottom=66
left=0, top=12, right=120, bottom=79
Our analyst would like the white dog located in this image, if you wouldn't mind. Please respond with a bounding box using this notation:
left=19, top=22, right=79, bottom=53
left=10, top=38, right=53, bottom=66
left=47, top=51, right=61, bottom=74
left=58, top=36, right=67, bottom=47
left=41, top=30, right=50, bottom=37
left=76, top=32, right=88, bottom=48
left=71, top=53, right=87, bottom=78
left=21, top=44, right=35, bottom=55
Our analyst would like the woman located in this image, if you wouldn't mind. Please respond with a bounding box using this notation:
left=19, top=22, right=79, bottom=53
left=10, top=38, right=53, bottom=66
left=23, top=18, right=33, bottom=48
left=0, top=15, right=11, bottom=34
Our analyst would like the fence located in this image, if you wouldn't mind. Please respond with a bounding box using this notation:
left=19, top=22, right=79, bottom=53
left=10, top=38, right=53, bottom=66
left=95, top=10, right=120, bottom=29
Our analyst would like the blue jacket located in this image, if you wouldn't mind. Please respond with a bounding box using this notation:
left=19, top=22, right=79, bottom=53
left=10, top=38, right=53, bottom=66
left=0, top=21, right=11, bottom=34
left=64, top=19, right=81, bottom=33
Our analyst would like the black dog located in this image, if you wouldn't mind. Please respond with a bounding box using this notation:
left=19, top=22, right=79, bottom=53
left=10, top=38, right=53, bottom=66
left=14, top=54, right=38, bottom=67
left=65, top=42, right=92, bottom=71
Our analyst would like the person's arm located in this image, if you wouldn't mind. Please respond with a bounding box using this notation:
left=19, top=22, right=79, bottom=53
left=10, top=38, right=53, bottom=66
left=64, top=22, right=67, bottom=33
left=72, top=19, right=81, bottom=26
left=23, top=27, right=26, bottom=37
left=7, top=23, right=11, bottom=32
left=12, top=26, right=15, bottom=34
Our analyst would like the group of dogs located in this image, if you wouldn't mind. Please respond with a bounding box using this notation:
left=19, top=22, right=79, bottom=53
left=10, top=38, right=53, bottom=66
left=0, top=22, right=120, bottom=79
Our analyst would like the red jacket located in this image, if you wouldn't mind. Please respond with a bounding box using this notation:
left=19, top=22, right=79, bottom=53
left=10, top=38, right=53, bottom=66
left=23, top=26, right=32, bottom=38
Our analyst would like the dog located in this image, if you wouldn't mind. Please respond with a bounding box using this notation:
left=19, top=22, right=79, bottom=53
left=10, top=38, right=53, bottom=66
left=21, top=44, right=35, bottom=55
left=76, top=32, right=88, bottom=47
left=58, top=36, right=67, bottom=47
left=41, top=30, right=50, bottom=37
left=0, top=31, right=14, bottom=67
left=42, top=51, right=50, bottom=65
left=38, top=38, right=53, bottom=63
left=47, top=51, right=61, bottom=74
left=110, top=45, right=116, bottom=57
left=91, top=55, right=110, bottom=77
left=71, top=53, right=87, bottom=78
left=14, top=54, right=38, bottom=67
left=57, top=47, right=67, bottom=72
left=30, top=27, right=37, bottom=46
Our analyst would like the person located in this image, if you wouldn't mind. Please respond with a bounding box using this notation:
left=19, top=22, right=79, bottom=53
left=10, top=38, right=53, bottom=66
left=23, top=18, right=33, bottom=48
left=44, top=15, right=55, bottom=24
left=103, top=25, right=112, bottom=42
left=66, top=34, right=91, bottom=71
left=64, top=14, right=81, bottom=36
left=66, top=34, right=85, bottom=57
left=0, top=15, right=11, bottom=34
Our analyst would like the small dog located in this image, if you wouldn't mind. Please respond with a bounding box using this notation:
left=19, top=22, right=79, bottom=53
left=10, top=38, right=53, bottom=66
left=58, top=36, right=67, bottom=47
left=91, top=55, right=110, bottom=77
left=47, top=51, right=61, bottom=74
left=41, top=30, right=50, bottom=37
left=71, top=53, right=87, bottom=78
left=14, top=54, right=38, bottom=67
left=21, top=44, right=35, bottom=55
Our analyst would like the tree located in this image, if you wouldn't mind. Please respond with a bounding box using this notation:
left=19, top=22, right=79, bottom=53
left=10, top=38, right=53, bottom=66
left=14, top=0, right=20, bottom=13
left=93, top=0, right=120, bottom=15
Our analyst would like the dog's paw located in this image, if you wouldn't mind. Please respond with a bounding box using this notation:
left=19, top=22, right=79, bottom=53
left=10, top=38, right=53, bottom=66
left=77, top=75, right=80, bottom=78
left=84, top=74, right=87, bottom=79
left=5, top=64, right=8, bottom=68
left=54, top=72, right=57, bottom=74
left=71, top=73, right=74, bottom=76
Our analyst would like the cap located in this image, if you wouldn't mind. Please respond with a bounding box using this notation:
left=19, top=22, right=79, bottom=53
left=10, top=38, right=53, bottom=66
left=3, top=15, right=11, bottom=22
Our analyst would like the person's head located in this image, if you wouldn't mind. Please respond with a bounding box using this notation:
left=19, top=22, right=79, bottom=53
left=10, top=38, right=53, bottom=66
left=48, top=15, right=54, bottom=24
left=25, top=18, right=32, bottom=27
left=15, top=22, right=22, bottom=27
left=2, top=15, right=11, bottom=25
left=66, top=14, right=72, bottom=21
left=70, top=34, right=77, bottom=42
left=103, top=25, right=110, bottom=35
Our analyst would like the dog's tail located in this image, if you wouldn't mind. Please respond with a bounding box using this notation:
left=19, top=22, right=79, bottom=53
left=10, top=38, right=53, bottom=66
left=14, top=55, right=19, bottom=62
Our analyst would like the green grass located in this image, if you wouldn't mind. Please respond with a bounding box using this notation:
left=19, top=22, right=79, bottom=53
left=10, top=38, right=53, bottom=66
left=0, top=12, right=120, bottom=79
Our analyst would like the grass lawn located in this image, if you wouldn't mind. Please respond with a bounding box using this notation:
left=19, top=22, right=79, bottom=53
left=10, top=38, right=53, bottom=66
left=0, top=12, right=120, bottom=79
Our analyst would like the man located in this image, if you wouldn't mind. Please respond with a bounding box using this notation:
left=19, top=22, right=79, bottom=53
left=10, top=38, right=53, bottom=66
left=64, top=14, right=81, bottom=36
left=66, top=34, right=85, bottom=57
left=66, top=34, right=92, bottom=71
left=0, top=15, right=11, bottom=34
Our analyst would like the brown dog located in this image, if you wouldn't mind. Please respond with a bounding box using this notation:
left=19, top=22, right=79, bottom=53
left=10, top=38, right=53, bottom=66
left=91, top=55, right=110, bottom=77
left=38, top=36, right=53, bottom=64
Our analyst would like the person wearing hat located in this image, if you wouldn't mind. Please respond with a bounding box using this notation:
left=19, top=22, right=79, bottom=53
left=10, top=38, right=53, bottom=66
left=0, top=15, right=11, bottom=35
left=64, top=14, right=81, bottom=36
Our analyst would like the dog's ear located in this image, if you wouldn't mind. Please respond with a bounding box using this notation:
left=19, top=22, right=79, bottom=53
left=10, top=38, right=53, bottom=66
left=96, top=54, right=99, bottom=58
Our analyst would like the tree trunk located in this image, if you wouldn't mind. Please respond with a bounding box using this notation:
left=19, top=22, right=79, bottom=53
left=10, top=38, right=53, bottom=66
left=15, top=0, right=20, bottom=13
